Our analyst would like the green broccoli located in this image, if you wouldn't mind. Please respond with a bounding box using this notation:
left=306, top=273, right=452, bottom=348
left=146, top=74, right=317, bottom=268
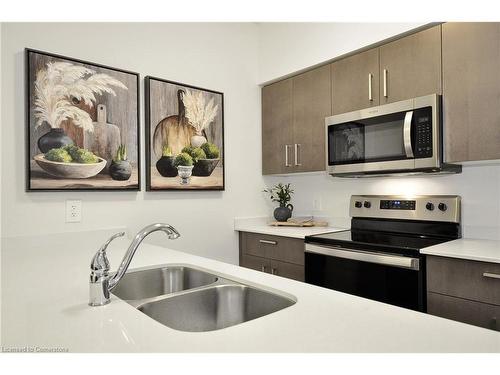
left=200, top=142, right=220, bottom=159
left=181, top=145, right=194, bottom=155
left=45, top=148, right=72, bottom=163
left=189, top=147, right=206, bottom=162
left=74, top=149, right=99, bottom=164
left=174, top=152, right=193, bottom=167
left=63, top=145, right=80, bottom=160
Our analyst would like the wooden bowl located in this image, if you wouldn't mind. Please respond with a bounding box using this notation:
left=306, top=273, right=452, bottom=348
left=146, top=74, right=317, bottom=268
left=34, top=154, right=106, bottom=179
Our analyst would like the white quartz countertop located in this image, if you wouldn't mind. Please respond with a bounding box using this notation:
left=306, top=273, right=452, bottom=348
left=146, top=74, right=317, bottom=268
left=234, top=217, right=346, bottom=239
left=2, top=229, right=500, bottom=352
left=421, top=238, right=500, bottom=264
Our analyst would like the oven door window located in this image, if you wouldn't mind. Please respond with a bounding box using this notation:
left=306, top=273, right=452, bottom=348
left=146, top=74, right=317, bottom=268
left=328, top=111, right=411, bottom=165
left=305, top=251, right=424, bottom=311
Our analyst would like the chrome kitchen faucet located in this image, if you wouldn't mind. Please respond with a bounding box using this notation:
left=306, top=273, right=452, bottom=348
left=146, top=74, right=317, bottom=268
left=89, top=223, right=180, bottom=306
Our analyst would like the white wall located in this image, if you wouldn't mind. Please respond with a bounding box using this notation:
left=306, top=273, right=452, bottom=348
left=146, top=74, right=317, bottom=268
left=1, top=23, right=268, bottom=264
left=258, top=22, right=425, bottom=84
left=260, top=23, right=500, bottom=240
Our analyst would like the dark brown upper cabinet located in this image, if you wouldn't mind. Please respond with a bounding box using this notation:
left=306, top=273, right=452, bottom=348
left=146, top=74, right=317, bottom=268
left=442, top=22, right=500, bottom=163
left=262, top=78, right=293, bottom=175
left=291, top=65, right=331, bottom=172
left=379, top=25, right=442, bottom=104
left=262, top=65, right=331, bottom=175
left=331, top=48, right=380, bottom=115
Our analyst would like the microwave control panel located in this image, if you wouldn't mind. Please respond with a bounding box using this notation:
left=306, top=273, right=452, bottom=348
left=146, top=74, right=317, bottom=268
left=414, top=107, right=433, bottom=158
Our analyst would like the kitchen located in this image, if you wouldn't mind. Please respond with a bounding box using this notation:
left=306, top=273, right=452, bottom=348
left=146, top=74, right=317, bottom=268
left=2, top=4, right=500, bottom=374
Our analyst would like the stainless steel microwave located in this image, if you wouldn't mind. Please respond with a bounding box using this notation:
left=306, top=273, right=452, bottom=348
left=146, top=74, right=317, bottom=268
left=325, top=94, right=461, bottom=177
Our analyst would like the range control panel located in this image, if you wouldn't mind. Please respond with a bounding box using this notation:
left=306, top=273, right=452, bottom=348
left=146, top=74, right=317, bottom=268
left=350, top=195, right=461, bottom=223
left=380, top=199, right=416, bottom=210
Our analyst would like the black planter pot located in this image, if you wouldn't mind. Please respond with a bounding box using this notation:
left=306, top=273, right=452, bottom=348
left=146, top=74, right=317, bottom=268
left=192, top=158, right=220, bottom=177
left=273, top=204, right=294, bottom=222
left=109, top=160, right=132, bottom=181
left=37, top=128, right=74, bottom=153
left=156, top=156, right=178, bottom=177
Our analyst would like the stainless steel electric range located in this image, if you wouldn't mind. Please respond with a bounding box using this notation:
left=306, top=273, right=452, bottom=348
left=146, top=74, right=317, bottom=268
left=304, top=195, right=461, bottom=312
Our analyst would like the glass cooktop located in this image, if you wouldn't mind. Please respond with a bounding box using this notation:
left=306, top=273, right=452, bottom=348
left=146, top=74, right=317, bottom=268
left=305, top=229, right=453, bottom=254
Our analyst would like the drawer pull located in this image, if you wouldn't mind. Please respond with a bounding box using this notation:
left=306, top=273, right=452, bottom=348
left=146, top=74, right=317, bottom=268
left=271, top=268, right=277, bottom=275
left=261, top=265, right=266, bottom=272
left=483, top=272, right=500, bottom=280
left=259, top=239, right=277, bottom=245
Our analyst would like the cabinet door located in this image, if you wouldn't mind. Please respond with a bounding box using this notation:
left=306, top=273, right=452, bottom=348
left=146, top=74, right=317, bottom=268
left=428, top=292, right=500, bottom=331
left=241, top=254, right=271, bottom=274
left=262, top=79, right=293, bottom=174
left=442, top=22, right=500, bottom=162
left=331, top=48, right=380, bottom=114
left=379, top=25, right=442, bottom=104
left=292, top=65, right=331, bottom=172
left=270, top=259, right=305, bottom=282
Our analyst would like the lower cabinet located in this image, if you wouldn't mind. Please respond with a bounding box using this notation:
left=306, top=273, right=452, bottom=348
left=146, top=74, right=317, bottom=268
left=239, top=232, right=305, bottom=282
left=427, top=255, right=500, bottom=331
left=428, top=292, right=500, bottom=331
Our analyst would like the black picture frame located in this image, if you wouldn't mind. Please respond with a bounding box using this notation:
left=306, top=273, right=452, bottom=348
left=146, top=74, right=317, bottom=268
left=25, top=48, right=141, bottom=192
left=145, top=76, right=225, bottom=191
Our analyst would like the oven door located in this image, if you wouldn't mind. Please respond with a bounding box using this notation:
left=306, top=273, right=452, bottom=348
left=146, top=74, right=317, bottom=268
left=325, top=94, right=439, bottom=175
left=305, top=243, right=425, bottom=312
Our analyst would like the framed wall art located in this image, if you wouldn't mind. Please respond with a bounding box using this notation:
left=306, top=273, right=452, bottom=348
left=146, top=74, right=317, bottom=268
left=25, top=48, right=140, bottom=191
left=145, top=76, right=225, bottom=191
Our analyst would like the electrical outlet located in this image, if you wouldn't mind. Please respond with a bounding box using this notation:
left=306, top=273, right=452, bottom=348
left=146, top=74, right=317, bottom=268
left=66, top=200, right=82, bottom=223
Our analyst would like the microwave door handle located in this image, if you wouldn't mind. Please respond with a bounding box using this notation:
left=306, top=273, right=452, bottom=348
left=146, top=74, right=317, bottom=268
left=403, top=111, right=414, bottom=158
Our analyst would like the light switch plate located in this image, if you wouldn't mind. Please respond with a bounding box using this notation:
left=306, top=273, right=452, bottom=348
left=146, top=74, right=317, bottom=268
left=66, top=200, right=82, bottom=223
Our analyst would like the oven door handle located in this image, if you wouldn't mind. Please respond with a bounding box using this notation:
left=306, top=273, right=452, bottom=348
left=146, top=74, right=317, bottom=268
left=403, top=110, right=414, bottom=158
left=305, top=244, right=420, bottom=271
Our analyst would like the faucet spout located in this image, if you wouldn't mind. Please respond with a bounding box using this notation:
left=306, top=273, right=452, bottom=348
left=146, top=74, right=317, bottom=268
left=89, top=223, right=180, bottom=306
left=108, top=223, right=180, bottom=291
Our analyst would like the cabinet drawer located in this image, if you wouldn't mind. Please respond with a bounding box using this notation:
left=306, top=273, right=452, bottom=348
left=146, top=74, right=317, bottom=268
left=241, top=232, right=305, bottom=266
left=240, top=254, right=271, bottom=274
left=270, top=259, right=304, bottom=282
left=428, top=292, right=500, bottom=331
left=427, top=256, right=500, bottom=306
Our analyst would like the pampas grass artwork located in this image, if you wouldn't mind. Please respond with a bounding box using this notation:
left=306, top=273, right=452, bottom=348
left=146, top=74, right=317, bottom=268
left=182, top=89, right=219, bottom=135
left=34, top=61, right=128, bottom=133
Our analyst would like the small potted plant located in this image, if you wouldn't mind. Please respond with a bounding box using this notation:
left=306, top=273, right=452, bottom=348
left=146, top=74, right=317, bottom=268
left=109, top=144, right=132, bottom=181
left=263, top=183, right=294, bottom=222
left=192, top=142, right=220, bottom=177
left=174, top=152, right=194, bottom=185
left=156, top=145, right=178, bottom=177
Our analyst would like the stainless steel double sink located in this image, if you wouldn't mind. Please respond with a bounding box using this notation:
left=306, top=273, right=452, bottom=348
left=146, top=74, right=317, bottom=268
left=112, top=265, right=296, bottom=332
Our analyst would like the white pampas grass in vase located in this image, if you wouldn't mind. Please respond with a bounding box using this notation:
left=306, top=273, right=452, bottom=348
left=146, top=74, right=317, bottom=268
left=34, top=61, right=127, bottom=133
left=182, top=89, right=219, bottom=136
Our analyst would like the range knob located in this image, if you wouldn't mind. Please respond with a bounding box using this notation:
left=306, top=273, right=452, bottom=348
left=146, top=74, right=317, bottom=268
left=364, top=201, right=371, bottom=208
left=438, top=203, right=447, bottom=212
left=426, top=202, right=434, bottom=211
left=354, top=201, right=362, bottom=208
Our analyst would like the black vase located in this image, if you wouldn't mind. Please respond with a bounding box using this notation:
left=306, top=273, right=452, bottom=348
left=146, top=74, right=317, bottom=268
left=192, top=158, right=220, bottom=177
left=156, top=156, right=178, bottom=177
left=274, top=204, right=294, bottom=222
left=109, top=160, right=132, bottom=181
left=37, top=128, right=74, bottom=153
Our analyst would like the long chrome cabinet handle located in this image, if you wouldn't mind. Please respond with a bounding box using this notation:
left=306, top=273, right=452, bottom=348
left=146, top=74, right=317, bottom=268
left=305, top=243, right=420, bottom=270
left=483, top=272, right=500, bottom=280
left=294, top=144, right=302, bottom=166
left=285, top=145, right=291, bottom=167
left=383, top=69, right=388, bottom=98
left=368, top=73, right=373, bottom=101
left=403, top=111, right=414, bottom=158
left=259, top=239, right=277, bottom=245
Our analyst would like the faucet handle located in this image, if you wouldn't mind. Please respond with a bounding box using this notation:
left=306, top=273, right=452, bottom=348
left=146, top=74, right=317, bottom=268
left=90, top=232, right=125, bottom=273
